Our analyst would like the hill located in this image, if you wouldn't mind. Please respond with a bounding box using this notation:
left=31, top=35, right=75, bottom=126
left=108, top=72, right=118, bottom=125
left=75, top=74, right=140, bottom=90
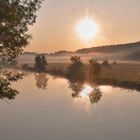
left=48, top=50, right=73, bottom=56
left=76, top=41, right=140, bottom=54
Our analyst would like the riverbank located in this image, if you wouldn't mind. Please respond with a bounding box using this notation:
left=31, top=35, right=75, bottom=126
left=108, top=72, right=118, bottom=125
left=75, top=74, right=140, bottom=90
left=19, top=62, right=140, bottom=83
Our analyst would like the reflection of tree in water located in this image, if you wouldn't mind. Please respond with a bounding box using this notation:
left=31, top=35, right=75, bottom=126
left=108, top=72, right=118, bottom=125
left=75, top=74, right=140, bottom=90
left=0, top=0, right=44, bottom=100
left=68, top=64, right=85, bottom=98
left=69, top=81, right=84, bottom=98
left=89, top=87, right=102, bottom=104
left=35, top=73, right=49, bottom=89
left=69, top=77, right=102, bottom=104
left=0, top=72, right=23, bottom=100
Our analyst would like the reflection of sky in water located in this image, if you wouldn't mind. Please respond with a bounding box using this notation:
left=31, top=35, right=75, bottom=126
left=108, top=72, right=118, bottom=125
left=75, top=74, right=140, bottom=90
left=1, top=74, right=140, bottom=140
left=79, top=84, right=93, bottom=97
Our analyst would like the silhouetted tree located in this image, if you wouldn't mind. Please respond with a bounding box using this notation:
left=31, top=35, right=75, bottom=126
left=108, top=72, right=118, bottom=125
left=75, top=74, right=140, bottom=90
left=70, top=56, right=81, bottom=63
left=34, top=54, right=48, bottom=72
left=0, top=72, right=23, bottom=100
left=68, top=56, right=85, bottom=81
left=1, top=57, right=18, bottom=67
left=0, top=0, right=44, bottom=60
left=0, top=0, right=43, bottom=99
left=102, top=60, right=109, bottom=67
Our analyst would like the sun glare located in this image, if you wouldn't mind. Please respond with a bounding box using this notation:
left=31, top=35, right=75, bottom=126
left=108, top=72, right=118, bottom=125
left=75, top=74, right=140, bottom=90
left=80, top=84, right=93, bottom=97
left=76, top=18, right=98, bottom=41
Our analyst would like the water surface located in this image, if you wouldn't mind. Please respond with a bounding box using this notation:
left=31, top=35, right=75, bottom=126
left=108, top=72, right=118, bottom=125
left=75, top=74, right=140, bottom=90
left=0, top=73, right=140, bottom=140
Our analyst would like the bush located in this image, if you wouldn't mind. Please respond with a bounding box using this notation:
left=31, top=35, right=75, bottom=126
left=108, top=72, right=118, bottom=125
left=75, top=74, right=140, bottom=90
left=21, top=64, right=29, bottom=70
left=1, top=57, right=18, bottom=68
left=21, top=64, right=33, bottom=71
left=34, top=54, right=48, bottom=72
left=68, top=56, right=85, bottom=81
left=8, top=60, right=18, bottom=67
left=102, top=60, right=109, bottom=66
left=70, top=56, right=81, bottom=63
left=112, top=61, right=117, bottom=65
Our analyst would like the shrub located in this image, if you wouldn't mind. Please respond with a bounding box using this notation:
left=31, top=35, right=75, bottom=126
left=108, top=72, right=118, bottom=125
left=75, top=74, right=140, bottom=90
left=70, top=56, right=81, bottom=63
left=112, top=61, right=117, bottom=65
left=102, top=60, right=109, bottom=66
left=1, top=57, right=18, bottom=68
left=68, top=56, right=85, bottom=81
left=8, top=60, right=18, bottom=67
left=21, top=64, right=29, bottom=70
left=34, top=54, right=48, bottom=72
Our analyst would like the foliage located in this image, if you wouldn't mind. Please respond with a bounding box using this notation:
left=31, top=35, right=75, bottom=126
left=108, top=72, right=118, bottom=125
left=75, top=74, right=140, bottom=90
left=0, top=0, right=44, bottom=60
left=70, top=56, right=81, bottom=63
left=0, top=0, right=43, bottom=99
left=112, top=61, right=117, bottom=65
left=0, top=57, right=18, bottom=67
left=89, top=87, right=102, bottom=104
left=34, top=54, right=48, bottom=72
left=68, top=56, right=85, bottom=81
left=89, top=59, right=101, bottom=80
left=0, top=71, right=23, bottom=100
left=70, top=81, right=84, bottom=98
left=102, top=60, right=109, bottom=66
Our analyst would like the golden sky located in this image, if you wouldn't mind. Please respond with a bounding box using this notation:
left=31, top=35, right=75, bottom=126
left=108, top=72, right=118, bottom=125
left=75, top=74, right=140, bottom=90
left=26, top=0, right=140, bottom=53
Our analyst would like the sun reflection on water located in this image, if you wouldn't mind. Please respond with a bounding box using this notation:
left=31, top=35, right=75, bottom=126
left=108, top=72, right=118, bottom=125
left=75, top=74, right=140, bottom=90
left=72, top=84, right=102, bottom=108
left=79, top=84, right=93, bottom=97
left=72, top=84, right=93, bottom=112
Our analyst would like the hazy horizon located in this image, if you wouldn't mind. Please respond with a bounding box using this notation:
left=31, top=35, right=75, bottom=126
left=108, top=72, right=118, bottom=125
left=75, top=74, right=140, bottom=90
left=25, top=0, right=140, bottom=53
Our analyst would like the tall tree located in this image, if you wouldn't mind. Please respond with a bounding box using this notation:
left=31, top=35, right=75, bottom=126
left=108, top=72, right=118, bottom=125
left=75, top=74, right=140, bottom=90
left=34, top=54, right=48, bottom=72
left=0, top=0, right=44, bottom=60
left=0, top=0, right=44, bottom=99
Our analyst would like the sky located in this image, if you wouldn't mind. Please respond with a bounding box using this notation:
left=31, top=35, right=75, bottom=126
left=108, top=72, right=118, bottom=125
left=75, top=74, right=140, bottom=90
left=26, top=0, right=140, bottom=53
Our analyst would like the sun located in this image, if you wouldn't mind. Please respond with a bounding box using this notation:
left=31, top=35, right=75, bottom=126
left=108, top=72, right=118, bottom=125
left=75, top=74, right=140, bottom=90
left=76, top=18, right=98, bottom=41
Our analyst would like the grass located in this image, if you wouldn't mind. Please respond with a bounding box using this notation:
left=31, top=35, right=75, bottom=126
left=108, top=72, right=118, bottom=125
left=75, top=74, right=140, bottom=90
left=100, top=64, right=140, bottom=83
left=19, top=62, right=140, bottom=83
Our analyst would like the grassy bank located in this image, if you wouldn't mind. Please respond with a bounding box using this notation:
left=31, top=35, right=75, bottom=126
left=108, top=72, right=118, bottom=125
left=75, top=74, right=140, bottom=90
left=19, top=62, right=140, bottom=83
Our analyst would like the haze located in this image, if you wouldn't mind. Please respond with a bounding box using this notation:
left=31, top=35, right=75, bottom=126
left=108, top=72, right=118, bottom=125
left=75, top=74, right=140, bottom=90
left=26, top=0, right=140, bottom=53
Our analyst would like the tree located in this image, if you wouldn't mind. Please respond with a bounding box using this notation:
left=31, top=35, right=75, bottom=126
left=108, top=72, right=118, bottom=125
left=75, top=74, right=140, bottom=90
left=0, top=71, right=23, bottom=100
left=102, top=60, right=109, bottom=67
left=1, top=57, right=18, bottom=67
left=68, top=56, right=85, bottom=81
left=0, top=0, right=44, bottom=60
left=70, top=56, right=81, bottom=63
left=34, top=54, right=48, bottom=72
left=0, top=0, right=44, bottom=99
